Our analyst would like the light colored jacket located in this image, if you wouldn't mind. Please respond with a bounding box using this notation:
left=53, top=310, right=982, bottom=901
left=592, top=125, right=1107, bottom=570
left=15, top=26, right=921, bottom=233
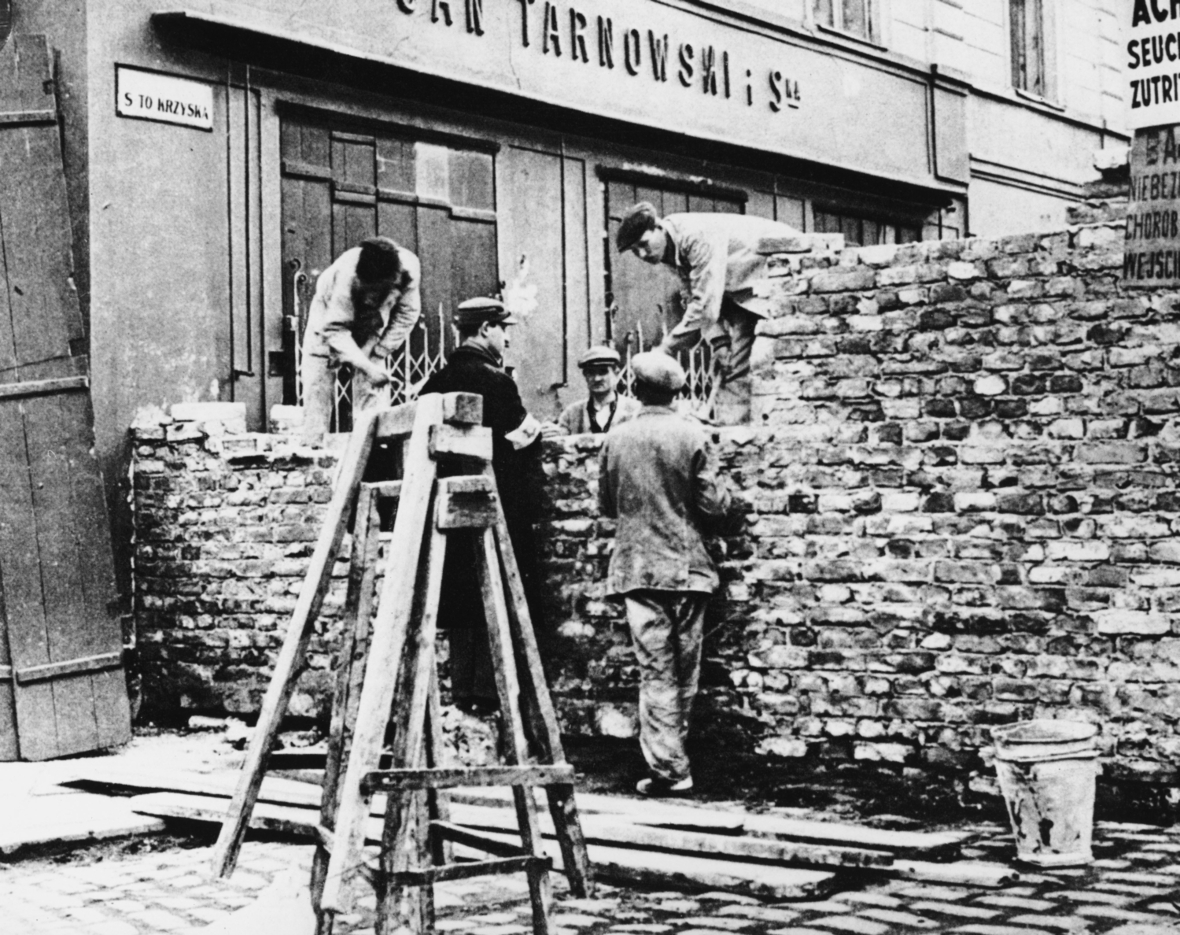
left=302, top=245, right=422, bottom=364
left=661, top=213, right=801, bottom=350
left=557, top=394, right=642, bottom=435
left=598, top=406, right=732, bottom=596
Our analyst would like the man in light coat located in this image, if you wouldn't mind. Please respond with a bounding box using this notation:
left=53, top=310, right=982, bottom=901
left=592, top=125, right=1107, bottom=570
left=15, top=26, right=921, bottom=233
left=300, top=236, right=421, bottom=445
left=598, top=352, right=733, bottom=796
left=550, top=345, right=641, bottom=436
left=616, top=204, right=802, bottom=424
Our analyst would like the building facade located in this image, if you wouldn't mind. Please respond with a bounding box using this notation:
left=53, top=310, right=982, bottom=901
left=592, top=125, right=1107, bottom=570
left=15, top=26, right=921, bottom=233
left=11, top=0, right=1126, bottom=584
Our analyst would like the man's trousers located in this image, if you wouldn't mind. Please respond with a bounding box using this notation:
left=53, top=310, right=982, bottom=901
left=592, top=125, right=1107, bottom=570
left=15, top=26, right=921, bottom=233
left=714, top=300, right=760, bottom=426
left=300, top=353, right=391, bottom=445
left=623, top=589, right=710, bottom=783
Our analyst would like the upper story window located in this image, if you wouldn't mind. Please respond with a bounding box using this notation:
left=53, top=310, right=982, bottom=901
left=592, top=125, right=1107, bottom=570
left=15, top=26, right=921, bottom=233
left=1009, top=0, right=1046, bottom=96
left=813, top=0, right=875, bottom=42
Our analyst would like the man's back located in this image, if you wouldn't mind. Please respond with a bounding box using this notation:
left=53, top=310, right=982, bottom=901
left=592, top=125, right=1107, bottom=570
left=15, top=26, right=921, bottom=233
left=599, top=406, right=730, bottom=595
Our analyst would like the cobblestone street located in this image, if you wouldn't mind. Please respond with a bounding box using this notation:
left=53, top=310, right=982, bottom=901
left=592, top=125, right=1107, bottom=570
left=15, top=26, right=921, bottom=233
left=5, top=820, right=1180, bottom=934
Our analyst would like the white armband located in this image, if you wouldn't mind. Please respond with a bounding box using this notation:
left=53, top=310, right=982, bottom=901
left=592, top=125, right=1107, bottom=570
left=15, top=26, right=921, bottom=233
left=505, top=413, right=541, bottom=450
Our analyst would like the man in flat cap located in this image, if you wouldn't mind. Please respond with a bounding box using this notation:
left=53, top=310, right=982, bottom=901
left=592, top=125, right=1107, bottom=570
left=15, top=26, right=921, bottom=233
left=301, top=236, right=421, bottom=445
left=616, top=203, right=801, bottom=425
left=549, top=345, right=642, bottom=436
left=422, top=297, right=544, bottom=713
left=598, top=351, right=733, bottom=796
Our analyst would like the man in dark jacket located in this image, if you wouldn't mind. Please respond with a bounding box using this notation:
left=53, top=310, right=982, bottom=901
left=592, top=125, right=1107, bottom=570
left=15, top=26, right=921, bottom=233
left=421, top=297, right=543, bottom=713
left=598, top=352, right=733, bottom=796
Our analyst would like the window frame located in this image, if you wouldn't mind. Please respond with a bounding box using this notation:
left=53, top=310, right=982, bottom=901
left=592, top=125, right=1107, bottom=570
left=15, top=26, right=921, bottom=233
left=812, top=0, right=880, bottom=45
left=1007, top=0, right=1058, bottom=104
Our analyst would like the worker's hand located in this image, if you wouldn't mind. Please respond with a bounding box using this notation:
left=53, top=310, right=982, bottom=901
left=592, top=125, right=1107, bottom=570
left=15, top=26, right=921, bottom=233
left=365, top=365, right=392, bottom=388
left=540, top=421, right=566, bottom=440
left=655, top=339, right=676, bottom=356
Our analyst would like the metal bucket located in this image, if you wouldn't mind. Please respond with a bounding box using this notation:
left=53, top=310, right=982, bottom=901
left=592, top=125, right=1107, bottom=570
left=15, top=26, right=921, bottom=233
left=992, top=719, right=1098, bottom=867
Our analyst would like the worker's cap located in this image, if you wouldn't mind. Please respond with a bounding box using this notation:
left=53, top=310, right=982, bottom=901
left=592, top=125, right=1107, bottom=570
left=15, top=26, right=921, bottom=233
left=630, top=351, right=685, bottom=392
left=453, top=297, right=518, bottom=328
left=616, top=202, right=660, bottom=253
left=577, top=345, right=621, bottom=369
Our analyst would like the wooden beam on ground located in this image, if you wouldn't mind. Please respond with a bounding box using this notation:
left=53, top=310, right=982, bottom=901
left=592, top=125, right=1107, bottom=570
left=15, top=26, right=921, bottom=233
left=447, top=788, right=973, bottom=859
left=448, top=803, right=890, bottom=870
left=889, top=858, right=1024, bottom=887
left=362, top=765, right=576, bottom=795
left=450, top=827, right=837, bottom=902
left=130, top=792, right=386, bottom=845
left=389, top=856, right=548, bottom=887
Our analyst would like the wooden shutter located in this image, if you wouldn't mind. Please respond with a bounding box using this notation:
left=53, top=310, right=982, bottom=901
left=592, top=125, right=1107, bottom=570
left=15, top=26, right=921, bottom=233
left=0, top=35, right=130, bottom=760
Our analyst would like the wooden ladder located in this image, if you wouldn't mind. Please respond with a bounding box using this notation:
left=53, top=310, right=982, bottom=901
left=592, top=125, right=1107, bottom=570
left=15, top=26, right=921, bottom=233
left=210, top=393, right=593, bottom=934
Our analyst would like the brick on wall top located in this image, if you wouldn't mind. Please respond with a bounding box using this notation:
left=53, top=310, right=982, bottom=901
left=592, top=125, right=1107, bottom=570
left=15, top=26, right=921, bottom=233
left=171, top=402, right=248, bottom=425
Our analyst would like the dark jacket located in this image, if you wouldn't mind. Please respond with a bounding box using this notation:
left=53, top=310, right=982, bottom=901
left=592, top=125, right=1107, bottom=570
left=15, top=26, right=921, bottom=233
left=421, top=345, right=544, bottom=637
left=598, top=406, right=732, bottom=596
left=421, top=344, right=541, bottom=528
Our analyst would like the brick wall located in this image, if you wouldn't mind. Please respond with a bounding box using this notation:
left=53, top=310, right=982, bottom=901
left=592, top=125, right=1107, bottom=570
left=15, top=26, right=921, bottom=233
left=135, top=200, right=1180, bottom=806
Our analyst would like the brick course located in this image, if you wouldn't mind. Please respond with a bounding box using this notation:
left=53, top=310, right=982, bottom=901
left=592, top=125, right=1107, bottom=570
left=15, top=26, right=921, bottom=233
left=133, top=200, right=1180, bottom=803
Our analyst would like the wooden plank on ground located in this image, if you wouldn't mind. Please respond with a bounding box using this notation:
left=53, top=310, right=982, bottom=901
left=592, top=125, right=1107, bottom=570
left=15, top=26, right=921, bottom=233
left=449, top=786, right=745, bottom=834
left=131, top=791, right=834, bottom=902
left=452, top=826, right=836, bottom=902
left=1, top=798, right=165, bottom=856
left=448, top=787, right=973, bottom=858
left=131, top=791, right=384, bottom=845
left=448, top=803, right=890, bottom=870
left=890, top=858, right=1024, bottom=888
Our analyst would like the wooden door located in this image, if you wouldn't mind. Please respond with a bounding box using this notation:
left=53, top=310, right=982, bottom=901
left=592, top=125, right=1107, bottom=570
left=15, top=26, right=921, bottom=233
left=603, top=177, right=744, bottom=356
left=0, top=35, right=130, bottom=760
left=280, top=111, right=499, bottom=431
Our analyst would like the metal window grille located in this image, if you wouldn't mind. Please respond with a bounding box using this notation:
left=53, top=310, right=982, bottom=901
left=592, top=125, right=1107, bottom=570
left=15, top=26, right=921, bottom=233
left=292, top=298, right=451, bottom=434
left=291, top=286, right=714, bottom=430
left=616, top=320, right=715, bottom=407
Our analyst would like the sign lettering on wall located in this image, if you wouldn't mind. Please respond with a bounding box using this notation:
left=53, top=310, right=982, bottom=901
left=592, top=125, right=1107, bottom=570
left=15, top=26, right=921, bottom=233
left=1124, top=125, right=1180, bottom=287
left=1126, top=1, right=1180, bottom=129
left=161, top=1, right=939, bottom=186
left=116, top=67, right=213, bottom=131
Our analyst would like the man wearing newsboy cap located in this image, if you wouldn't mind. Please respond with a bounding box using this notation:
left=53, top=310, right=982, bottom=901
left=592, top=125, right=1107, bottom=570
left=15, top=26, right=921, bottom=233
left=421, top=297, right=545, bottom=714
left=548, top=345, right=641, bottom=436
left=616, top=203, right=801, bottom=425
left=598, top=352, right=733, bottom=796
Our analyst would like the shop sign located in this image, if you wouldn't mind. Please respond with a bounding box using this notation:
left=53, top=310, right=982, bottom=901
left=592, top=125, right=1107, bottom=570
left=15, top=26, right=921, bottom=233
left=172, top=0, right=937, bottom=186
left=116, top=66, right=213, bottom=131
left=1126, top=0, right=1180, bottom=129
left=1124, top=125, right=1180, bottom=287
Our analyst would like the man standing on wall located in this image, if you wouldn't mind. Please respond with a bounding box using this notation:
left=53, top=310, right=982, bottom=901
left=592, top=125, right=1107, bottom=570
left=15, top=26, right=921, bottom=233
left=547, top=345, right=642, bottom=436
left=598, top=352, right=733, bottom=796
left=615, top=203, right=802, bottom=425
left=421, top=297, right=544, bottom=713
left=300, top=236, right=421, bottom=446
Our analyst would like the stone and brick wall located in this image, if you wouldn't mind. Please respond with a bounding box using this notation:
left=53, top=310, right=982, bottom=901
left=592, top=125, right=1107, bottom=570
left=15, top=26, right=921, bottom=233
left=134, top=196, right=1180, bottom=805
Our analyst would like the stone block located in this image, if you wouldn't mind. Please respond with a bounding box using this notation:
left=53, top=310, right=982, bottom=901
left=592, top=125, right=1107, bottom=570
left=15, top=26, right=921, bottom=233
left=1094, top=609, right=1170, bottom=635
left=807, top=267, right=877, bottom=293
